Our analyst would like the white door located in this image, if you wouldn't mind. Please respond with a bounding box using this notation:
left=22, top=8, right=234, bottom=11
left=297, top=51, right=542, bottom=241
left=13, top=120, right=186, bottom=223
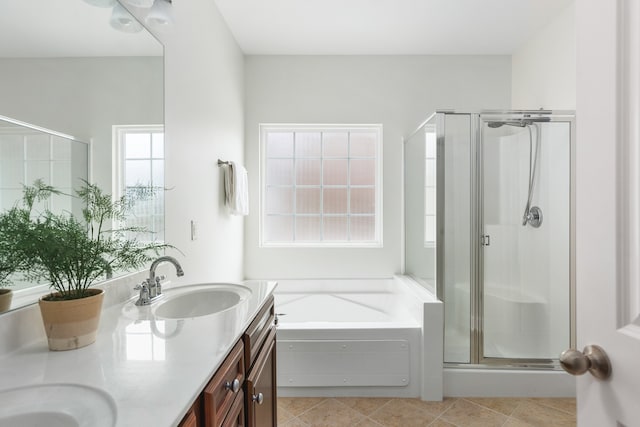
left=574, top=0, right=640, bottom=425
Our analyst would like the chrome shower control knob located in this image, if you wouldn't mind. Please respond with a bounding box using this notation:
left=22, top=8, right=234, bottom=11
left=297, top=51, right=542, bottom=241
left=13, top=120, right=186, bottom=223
left=560, top=344, right=612, bottom=380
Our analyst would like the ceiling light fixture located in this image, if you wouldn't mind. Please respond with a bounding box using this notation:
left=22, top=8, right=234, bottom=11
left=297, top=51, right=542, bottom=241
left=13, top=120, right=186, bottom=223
left=121, top=0, right=155, bottom=8
left=145, top=0, right=173, bottom=27
left=109, top=3, right=143, bottom=33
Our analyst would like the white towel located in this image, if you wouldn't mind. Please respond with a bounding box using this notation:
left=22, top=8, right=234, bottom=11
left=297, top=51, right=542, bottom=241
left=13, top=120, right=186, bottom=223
left=224, top=161, right=249, bottom=216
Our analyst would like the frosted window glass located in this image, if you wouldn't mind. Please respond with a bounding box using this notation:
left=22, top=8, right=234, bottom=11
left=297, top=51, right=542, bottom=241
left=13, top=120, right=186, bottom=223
left=350, top=188, right=375, bottom=214
left=323, top=159, right=348, bottom=185
left=267, top=159, right=294, bottom=185
left=350, top=216, right=375, bottom=240
left=125, top=133, right=151, bottom=159
left=266, top=187, right=294, bottom=214
left=265, top=215, right=293, bottom=241
left=25, top=135, right=50, bottom=160
left=296, top=159, right=321, bottom=185
left=152, top=133, right=164, bottom=157
left=425, top=133, right=437, bottom=158
left=350, top=132, right=377, bottom=157
left=125, top=160, right=151, bottom=186
left=295, top=132, right=321, bottom=157
left=425, top=159, right=436, bottom=187
left=324, top=216, right=348, bottom=240
left=0, top=190, right=22, bottom=210
left=424, top=215, right=436, bottom=243
left=152, top=160, right=164, bottom=187
left=0, top=156, right=24, bottom=187
left=350, top=159, right=375, bottom=185
left=322, top=132, right=348, bottom=157
left=51, top=191, right=72, bottom=214
left=51, top=138, right=71, bottom=160
left=425, top=187, right=436, bottom=215
left=25, top=161, right=50, bottom=185
left=323, top=188, right=348, bottom=213
left=52, top=161, right=72, bottom=187
left=267, top=132, right=294, bottom=157
left=261, top=124, right=381, bottom=246
left=295, top=216, right=321, bottom=241
left=296, top=188, right=321, bottom=214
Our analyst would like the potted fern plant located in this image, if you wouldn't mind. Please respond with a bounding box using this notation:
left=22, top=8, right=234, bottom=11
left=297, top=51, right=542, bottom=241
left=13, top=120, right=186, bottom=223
left=8, top=180, right=169, bottom=350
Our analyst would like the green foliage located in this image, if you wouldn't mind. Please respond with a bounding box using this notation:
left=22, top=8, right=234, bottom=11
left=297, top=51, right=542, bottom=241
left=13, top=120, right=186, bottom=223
left=0, top=179, right=171, bottom=300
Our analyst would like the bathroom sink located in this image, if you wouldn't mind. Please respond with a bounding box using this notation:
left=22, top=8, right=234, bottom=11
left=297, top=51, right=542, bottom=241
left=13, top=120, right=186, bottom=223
left=0, top=383, right=116, bottom=427
left=152, top=283, right=252, bottom=319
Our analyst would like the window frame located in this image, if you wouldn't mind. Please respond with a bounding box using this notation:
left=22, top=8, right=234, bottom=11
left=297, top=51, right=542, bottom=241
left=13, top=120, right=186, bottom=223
left=259, top=123, right=383, bottom=248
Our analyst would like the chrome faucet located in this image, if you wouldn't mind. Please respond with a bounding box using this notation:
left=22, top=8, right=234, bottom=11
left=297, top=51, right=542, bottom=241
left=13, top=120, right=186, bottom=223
left=135, top=256, right=184, bottom=306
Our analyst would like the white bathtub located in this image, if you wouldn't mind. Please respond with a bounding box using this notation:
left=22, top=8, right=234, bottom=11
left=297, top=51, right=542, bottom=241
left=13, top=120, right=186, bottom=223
left=274, top=276, right=443, bottom=400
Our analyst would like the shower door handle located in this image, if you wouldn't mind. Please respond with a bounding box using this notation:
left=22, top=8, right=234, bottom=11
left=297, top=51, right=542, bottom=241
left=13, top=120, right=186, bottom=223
left=481, top=235, right=490, bottom=246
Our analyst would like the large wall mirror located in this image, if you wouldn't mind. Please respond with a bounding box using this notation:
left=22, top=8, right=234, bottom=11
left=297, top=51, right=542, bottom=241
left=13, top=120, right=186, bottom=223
left=0, top=0, right=164, bottom=312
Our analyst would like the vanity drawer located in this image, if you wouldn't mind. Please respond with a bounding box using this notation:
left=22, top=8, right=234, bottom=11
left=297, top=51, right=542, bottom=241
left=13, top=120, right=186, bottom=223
left=204, top=340, right=245, bottom=427
left=242, top=296, right=274, bottom=372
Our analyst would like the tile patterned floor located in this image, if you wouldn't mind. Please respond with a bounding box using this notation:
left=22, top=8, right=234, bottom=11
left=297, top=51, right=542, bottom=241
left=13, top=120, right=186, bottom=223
left=278, top=397, right=576, bottom=427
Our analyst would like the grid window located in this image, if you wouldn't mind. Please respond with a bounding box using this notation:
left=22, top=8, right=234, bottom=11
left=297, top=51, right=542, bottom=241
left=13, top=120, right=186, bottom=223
left=260, top=124, right=382, bottom=247
left=424, top=131, right=437, bottom=246
left=114, top=125, right=164, bottom=243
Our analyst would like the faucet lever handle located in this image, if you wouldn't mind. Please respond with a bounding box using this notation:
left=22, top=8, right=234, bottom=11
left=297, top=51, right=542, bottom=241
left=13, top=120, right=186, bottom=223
left=155, top=275, right=166, bottom=284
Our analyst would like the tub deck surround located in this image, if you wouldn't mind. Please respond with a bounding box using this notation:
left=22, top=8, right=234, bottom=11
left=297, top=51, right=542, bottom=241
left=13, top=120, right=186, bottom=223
left=0, top=279, right=278, bottom=427
left=274, top=276, right=443, bottom=401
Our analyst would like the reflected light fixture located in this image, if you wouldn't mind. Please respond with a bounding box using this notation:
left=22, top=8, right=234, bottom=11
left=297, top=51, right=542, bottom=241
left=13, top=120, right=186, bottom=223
left=145, top=0, right=173, bottom=27
left=83, top=0, right=116, bottom=7
left=121, top=0, right=155, bottom=8
left=110, top=3, right=143, bottom=33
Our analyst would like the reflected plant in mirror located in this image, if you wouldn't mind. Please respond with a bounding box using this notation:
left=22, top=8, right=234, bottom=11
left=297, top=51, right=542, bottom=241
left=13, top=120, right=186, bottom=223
left=2, top=180, right=172, bottom=301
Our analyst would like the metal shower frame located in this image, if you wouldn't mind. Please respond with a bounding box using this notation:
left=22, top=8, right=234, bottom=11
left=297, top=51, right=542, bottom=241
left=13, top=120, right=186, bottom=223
left=434, top=110, right=576, bottom=369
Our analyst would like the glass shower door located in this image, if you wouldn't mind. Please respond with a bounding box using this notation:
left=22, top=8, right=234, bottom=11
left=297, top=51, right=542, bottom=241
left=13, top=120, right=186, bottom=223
left=480, top=117, right=572, bottom=362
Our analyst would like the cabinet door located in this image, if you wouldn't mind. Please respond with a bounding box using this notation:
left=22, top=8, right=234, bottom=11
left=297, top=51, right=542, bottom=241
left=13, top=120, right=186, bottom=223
left=245, top=328, right=277, bottom=427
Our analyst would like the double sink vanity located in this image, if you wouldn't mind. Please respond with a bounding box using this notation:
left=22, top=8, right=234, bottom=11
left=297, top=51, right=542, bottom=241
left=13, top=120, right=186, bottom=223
left=0, top=276, right=278, bottom=427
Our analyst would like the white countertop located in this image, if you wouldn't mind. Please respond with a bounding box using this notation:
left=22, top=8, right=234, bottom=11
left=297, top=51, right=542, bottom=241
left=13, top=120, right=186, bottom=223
left=0, top=279, right=277, bottom=427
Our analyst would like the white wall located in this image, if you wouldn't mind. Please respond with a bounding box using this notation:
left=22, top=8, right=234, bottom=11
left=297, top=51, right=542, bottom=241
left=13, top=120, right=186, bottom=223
left=511, top=2, right=576, bottom=110
left=139, top=0, right=246, bottom=283
left=244, top=55, right=511, bottom=279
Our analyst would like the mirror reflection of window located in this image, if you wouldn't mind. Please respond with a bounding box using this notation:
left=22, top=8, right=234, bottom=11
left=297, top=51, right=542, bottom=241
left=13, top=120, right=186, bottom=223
left=114, top=125, right=165, bottom=243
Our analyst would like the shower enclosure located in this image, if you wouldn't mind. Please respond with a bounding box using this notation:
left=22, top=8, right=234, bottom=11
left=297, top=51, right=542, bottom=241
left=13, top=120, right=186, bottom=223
left=404, top=110, right=574, bottom=367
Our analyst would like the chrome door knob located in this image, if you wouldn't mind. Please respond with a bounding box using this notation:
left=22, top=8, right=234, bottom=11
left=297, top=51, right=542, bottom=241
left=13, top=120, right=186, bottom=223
left=560, top=344, right=612, bottom=380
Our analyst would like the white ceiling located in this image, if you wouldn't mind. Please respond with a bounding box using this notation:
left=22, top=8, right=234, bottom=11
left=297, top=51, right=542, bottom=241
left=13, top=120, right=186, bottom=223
left=0, top=0, right=162, bottom=58
left=213, top=0, right=573, bottom=55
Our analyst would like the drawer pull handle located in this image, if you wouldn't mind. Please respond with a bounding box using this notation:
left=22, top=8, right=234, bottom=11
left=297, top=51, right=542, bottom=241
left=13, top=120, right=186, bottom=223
left=252, top=392, right=264, bottom=405
left=224, top=379, right=241, bottom=393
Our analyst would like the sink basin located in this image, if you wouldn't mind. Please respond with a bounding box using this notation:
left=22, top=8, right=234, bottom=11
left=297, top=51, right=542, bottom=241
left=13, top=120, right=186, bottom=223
left=0, top=383, right=116, bottom=427
left=152, top=284, right=252, bottom=319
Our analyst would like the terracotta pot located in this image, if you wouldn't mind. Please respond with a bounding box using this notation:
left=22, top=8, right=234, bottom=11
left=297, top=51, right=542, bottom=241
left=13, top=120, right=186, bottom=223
left=0, top=288, right=12, bottom=313
left=38, top=288, right=105, bottom=351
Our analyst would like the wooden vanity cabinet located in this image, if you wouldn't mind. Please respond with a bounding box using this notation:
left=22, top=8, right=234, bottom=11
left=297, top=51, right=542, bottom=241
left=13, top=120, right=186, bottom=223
left=242, top=296, right=276, bottom=427
left=179, top=296, right=276, bottom=427
left=245, top=328, right=277, bottom=427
